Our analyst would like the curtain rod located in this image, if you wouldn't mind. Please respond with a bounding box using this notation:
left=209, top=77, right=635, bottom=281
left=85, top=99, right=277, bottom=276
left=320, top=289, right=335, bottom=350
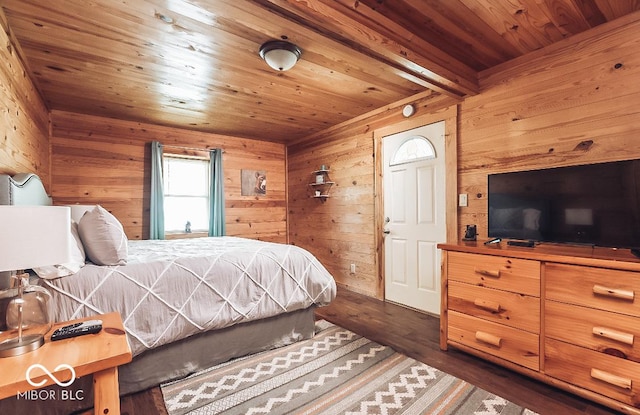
left=162, top=144, right=224, bottom=153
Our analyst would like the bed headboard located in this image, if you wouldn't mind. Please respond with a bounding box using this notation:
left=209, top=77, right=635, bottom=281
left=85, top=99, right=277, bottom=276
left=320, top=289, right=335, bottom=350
left=0, top=173, right=52, bottom=206
left=0, top=173, right=53, bottom=289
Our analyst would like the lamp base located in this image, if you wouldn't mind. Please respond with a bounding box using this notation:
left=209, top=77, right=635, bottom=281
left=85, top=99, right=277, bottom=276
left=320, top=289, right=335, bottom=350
left=0, top=334, right=44, bottom=357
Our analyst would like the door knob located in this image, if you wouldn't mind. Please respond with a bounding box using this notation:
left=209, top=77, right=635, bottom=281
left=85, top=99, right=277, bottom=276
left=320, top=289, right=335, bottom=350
left=383, top=230, right=390, bottom=234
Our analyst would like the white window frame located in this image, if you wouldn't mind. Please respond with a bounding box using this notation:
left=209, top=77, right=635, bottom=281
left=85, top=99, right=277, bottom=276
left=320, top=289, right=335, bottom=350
left=162, top=153, right=210, bottom=233
left=390, top=135, right=436, bottom=166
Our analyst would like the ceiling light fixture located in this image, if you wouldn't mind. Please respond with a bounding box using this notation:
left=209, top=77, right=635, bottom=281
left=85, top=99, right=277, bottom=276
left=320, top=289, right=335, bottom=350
left=259, top=40, right=302, bottom=72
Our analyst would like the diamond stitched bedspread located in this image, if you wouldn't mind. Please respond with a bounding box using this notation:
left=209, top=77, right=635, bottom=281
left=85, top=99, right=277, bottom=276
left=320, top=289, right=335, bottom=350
left=43, top=237, right=336, bottom=356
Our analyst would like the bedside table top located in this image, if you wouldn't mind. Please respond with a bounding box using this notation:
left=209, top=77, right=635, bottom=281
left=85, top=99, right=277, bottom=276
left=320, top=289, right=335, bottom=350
left=0, top=312, right=132, bottom=400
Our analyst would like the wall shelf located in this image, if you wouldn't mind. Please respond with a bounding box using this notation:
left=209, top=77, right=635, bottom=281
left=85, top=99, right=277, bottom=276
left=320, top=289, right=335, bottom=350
left=309, top=182, right=335, bottom=187
left=310, top=168, right=334, bottom=201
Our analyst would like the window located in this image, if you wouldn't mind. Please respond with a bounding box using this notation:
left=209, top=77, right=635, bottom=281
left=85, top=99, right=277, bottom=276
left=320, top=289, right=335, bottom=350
left=390, top=136, right=436, bottom=166
left=163, top=155, right=209, bottom=233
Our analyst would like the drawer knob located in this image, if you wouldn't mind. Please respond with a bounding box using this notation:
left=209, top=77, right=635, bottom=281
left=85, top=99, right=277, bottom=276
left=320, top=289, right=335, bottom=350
left=592, top=285, right=635, bottom=301
left=474, top=268, right=501, bottom=278
left=592, top=326, right=634, bottom=346
left=475, top=331, right=502, bottom=348
left=590, top=368, right=632, bottom=390
left=474, top=298, right=502, bottom=313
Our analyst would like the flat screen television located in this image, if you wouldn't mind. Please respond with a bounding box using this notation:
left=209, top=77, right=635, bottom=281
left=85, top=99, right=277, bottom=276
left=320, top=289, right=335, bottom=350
left=488, top=159, right=640, bottom=248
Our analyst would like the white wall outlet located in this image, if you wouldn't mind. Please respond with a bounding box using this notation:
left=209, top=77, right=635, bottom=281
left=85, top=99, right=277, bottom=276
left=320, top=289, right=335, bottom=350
left=350, top=263, right=356, bottom=274
left=458, top=193, right=468, bottom=207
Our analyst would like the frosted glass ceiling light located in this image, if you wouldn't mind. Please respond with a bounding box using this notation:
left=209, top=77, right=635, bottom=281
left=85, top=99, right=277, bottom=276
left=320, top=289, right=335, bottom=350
left=259, top=40, right=302, bottom=71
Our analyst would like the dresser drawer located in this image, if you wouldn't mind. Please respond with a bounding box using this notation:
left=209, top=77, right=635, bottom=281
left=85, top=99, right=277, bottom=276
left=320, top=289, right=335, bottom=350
left=448, top=310, right=539, bottom=370
left=447, top=251, right=540, bottom=296
left=546, top=301, right=640, bottom=364
left=546, top=263, right=640, bottom=317
left=546, top=338, right=640, bottom=409
left=449, top=281, right=539, bottom=333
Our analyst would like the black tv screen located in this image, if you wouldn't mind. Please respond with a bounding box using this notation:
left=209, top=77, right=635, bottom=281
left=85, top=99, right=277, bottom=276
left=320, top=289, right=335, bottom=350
left=488, top=159, right=640, bottom=248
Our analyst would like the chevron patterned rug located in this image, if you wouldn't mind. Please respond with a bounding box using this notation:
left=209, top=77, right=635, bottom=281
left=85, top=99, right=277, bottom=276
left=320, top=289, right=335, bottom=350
left=160, top=321, right=538, bottom=415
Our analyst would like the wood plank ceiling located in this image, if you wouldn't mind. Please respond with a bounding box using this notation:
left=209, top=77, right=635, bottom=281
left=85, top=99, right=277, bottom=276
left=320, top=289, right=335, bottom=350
left=1, top=0, right=638, bottom=143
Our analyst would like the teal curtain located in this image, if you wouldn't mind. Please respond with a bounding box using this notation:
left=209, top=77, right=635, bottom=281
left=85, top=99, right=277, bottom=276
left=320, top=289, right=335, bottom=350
left=150, top=141, right=165, bottom=239
left=209, top=149, right=226, bottom=236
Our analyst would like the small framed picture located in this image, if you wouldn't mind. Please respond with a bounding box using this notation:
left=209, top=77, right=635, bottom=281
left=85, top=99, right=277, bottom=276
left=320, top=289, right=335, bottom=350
left=241, top=170, right=267, bottom=196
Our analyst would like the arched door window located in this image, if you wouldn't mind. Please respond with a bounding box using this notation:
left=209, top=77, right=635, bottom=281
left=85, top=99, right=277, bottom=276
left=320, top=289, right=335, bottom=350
left=390, top=136, right=436, bottom=166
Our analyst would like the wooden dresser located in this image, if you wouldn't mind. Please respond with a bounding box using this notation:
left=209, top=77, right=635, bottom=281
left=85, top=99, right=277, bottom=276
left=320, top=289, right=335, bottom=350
left=438, top=242, right=640, bottom=415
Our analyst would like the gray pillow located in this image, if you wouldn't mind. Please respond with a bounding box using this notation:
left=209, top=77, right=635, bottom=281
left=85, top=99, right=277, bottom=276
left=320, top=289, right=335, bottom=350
left=78, top=205, right=128, bottom=266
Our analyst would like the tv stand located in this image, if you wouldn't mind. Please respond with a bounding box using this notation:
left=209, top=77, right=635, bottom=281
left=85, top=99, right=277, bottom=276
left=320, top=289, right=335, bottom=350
left=438, top=241, right=640, bottom=415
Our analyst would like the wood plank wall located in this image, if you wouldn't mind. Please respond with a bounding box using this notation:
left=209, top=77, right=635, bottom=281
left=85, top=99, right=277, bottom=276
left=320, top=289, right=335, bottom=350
left=3, top=6, right=638, bottom=303
left=288, top=13, right=640, bottom=299
left=288, top=94, right=459, bottom=299
left=458, top=13, right=640, bottom=241
left=50, top=110, right=287, bottom=241
left=0, top=9, right=50, bottom=186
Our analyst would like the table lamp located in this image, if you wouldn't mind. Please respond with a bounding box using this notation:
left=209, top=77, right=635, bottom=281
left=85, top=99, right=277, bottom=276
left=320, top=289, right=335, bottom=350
left=0, top=206, right=71, bottom=357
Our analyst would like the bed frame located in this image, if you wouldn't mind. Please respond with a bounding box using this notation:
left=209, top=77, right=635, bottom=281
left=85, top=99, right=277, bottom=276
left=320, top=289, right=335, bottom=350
left=0, top=174, right=52, bottom=290
left=0, top=173, right=317, bottom=414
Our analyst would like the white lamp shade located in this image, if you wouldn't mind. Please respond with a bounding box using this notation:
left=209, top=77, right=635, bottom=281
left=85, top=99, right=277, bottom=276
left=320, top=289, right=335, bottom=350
left=0, top=206, right=71, bottom=272
left=263, top=48, right=299, bottom=71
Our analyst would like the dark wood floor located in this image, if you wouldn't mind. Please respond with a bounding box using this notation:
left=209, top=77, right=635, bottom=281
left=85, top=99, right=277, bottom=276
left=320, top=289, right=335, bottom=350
left=316, top=289, right=621, bottom=415
left=101, top=288, right=621, bottom=415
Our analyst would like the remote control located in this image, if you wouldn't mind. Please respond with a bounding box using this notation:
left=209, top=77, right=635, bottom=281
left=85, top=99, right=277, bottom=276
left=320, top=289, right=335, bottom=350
left=484, top=237, right=501, bottom=245
left=507, top=240, right=535, bottom=247
left=51, top=319, right=103, bottom=341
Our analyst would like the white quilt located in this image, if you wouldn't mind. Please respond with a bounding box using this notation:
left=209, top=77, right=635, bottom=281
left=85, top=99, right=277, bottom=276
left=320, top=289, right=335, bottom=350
left=43, top=237, right=336, bottom=356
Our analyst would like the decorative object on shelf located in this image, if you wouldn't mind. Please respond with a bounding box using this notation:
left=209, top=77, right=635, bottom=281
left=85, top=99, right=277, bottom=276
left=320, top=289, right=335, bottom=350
left=258, top=40, right=302, bottom=71
left=309, top=166, right=334, bottom=201
left=241, top=169, right=267, bottom=196
left=0, top=206, right=71, bottom=357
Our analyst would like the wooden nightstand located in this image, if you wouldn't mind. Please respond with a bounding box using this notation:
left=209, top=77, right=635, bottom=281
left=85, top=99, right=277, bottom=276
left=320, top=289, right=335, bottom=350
left=0, top=312, right=132, bottom=415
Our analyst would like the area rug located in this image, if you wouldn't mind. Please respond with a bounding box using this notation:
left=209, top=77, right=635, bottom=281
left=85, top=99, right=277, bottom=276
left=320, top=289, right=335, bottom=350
left=161, top=321, right=538, bottom=415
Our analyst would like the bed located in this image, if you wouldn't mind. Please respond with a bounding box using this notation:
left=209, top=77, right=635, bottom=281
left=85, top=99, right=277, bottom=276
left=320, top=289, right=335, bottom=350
left=0, top=173, right=336, bottom=414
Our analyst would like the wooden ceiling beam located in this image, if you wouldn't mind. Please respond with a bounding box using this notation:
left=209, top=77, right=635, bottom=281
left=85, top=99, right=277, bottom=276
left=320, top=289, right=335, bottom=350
left=258, top=0, right=479, bottom=97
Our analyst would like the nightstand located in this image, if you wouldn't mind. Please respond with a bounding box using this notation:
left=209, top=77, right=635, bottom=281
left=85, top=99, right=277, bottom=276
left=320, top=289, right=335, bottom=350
left=0, top=312, right=132, bottom=415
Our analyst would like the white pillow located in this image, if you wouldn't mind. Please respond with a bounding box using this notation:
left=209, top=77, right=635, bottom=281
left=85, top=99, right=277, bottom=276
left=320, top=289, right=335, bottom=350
left=78, top=205, right=128, bottom=266
left=66, top=204, right=97, bottom=224
left=33, top=220, right=86, bottom=279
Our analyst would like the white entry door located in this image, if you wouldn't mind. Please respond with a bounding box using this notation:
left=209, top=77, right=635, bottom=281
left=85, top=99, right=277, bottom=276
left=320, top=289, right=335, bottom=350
left=383, top=121, right=446, bottom=314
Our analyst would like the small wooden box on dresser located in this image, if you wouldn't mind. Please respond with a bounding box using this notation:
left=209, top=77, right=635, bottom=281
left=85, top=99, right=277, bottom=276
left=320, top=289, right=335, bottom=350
left=438, top=241, right=640, bottom=415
